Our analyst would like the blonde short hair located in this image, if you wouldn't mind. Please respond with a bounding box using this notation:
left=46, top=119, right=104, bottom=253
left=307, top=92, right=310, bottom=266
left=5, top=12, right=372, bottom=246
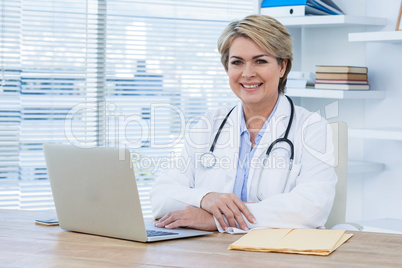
left=218, top=15, right=293, bottom=94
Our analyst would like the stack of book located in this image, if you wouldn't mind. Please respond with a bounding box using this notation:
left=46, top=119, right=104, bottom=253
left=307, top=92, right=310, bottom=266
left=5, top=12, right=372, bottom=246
left=261, top=0, right=344, bottom=18
left=314, top=65, right=370, bottom=90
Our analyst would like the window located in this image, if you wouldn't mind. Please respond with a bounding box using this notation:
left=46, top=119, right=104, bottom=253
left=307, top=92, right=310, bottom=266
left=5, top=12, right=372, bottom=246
left=0, top=0, right=252, bottom=216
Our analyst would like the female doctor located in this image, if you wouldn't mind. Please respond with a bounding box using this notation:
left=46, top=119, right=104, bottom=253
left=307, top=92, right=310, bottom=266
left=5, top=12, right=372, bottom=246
left=150, top=15, right=337, bottom=232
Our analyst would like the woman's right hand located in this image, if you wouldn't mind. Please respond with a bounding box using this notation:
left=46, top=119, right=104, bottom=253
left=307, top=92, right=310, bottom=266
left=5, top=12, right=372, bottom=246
left=200, top=192, right=255, bottom=231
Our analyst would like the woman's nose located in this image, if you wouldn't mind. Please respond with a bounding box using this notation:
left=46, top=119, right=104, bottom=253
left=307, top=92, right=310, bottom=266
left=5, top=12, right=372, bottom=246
left=242, top=63, right=256, bottom=78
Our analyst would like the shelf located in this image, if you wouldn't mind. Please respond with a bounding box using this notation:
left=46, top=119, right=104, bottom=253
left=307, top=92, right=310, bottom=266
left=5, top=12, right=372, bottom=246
left=349, top=31, right=402, bottom=43
left=274, top=15, right=387, bottom=28
left=355, top=218, right=402, bottom=234
left=286, top=87, right=385, bottom=99
left=349, top=128, right=402, bottom=141
left=348, top=160, right=385, bottom=174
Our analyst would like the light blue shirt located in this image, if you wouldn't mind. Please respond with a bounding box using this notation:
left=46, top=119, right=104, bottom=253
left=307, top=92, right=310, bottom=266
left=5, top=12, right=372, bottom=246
left=233, top=95, right=281, bottom=202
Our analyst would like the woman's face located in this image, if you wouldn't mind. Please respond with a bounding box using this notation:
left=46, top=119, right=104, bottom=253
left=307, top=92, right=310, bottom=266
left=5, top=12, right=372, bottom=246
left=227, top=37, right=286, bottom=112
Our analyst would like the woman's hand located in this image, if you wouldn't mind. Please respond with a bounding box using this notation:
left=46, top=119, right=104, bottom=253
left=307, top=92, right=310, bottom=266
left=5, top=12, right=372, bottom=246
left=154, top=206, right=217, bottom=231
left=200, top=192, right=255, bottom=231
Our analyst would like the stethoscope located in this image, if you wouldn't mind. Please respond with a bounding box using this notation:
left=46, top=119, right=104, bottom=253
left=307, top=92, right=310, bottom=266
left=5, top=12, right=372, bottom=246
left=199, top=95, right=295, bottom=201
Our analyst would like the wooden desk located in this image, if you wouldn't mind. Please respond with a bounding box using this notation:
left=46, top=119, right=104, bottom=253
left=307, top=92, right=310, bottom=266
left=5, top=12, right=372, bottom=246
left=1, top=209, right=401, bottom=267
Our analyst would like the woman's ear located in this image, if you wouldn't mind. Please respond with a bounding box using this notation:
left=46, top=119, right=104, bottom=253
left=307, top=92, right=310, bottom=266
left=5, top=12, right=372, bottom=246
left=280, top=59, right=288, bottom=78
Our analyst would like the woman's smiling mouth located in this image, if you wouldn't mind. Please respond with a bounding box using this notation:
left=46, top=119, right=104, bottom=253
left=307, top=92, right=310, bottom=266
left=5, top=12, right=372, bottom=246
left=241, top=83, right=263, bottom=90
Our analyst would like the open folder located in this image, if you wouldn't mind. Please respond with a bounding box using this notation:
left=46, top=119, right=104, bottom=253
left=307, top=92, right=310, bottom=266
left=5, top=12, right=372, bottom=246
left=228, top=228, right=353, bottom=256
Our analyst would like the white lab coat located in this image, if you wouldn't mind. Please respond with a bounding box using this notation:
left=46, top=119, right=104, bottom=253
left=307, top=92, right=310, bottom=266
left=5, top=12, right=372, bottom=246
left=150, top=94, right=337, bottom=230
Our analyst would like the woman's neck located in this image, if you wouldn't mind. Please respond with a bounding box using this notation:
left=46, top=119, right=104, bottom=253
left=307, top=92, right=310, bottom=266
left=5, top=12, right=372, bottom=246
left=242, top=95, right=279, bottom=148
left=242, top=95, right=279, bottom=131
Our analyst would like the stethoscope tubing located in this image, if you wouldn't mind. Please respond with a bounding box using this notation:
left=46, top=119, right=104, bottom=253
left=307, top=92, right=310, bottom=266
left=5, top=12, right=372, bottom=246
left=209, top=105, right=236, bottom=153
left=200, top=95, right=295, bottom=200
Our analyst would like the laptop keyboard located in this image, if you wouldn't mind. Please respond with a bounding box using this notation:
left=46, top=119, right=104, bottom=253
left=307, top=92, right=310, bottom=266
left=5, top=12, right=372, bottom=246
left=146, top=230, right=179, bottom=237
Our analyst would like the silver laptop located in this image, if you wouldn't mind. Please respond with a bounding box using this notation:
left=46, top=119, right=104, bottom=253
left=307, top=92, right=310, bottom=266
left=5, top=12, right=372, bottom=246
left=43, top=144, right=212, bottom=242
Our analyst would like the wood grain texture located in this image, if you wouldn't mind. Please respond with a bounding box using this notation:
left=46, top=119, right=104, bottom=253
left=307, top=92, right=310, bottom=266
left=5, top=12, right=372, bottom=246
left=1, top=209, right=401, bottom=267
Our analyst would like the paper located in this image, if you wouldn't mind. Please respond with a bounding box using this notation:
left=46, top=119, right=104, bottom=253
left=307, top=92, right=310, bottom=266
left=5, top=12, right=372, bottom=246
left=224, top=227, right=249, bottom=234
left=228, top=228, right=353, bottom=256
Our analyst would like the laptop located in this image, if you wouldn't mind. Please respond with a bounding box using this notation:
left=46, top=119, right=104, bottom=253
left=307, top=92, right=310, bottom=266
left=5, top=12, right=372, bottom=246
left=43, top=144, right=212, bottom=242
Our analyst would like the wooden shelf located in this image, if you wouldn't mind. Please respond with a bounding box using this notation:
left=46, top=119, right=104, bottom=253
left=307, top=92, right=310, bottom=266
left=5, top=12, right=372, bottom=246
left=286, top=87, right=385, bottom=99
left=349, top=128, right=402, bottom=141
left=274, top=15, right=387, bottom=28
left=348, top=160, right=385, bottom=174
left=349, top=31, right=402, bottom=43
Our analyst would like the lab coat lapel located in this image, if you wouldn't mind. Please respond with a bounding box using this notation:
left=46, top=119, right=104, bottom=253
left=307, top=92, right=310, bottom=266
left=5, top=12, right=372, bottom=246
left=247, top=95, right=291, bottom=193
left=213, top=103, right=242, bottom=192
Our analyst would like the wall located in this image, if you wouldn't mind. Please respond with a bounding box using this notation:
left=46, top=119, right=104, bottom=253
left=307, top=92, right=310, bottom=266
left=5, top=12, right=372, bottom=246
left=295, top=0, right=402, bottom=222
left=254, top=0, right=402, bottom=223
left=362, top=0, right=402, bottom=221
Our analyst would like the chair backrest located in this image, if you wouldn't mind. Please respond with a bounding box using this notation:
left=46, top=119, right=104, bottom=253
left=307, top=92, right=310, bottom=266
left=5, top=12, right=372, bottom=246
left=325, top=121, right=348, bottom=229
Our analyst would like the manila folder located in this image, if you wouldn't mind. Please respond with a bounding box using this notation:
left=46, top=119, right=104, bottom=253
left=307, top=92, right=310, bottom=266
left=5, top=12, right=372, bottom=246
left=228, top=228, right=353, bottom=256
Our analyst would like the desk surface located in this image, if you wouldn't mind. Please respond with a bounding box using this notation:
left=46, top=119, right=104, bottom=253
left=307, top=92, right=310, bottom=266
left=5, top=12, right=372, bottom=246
left=1, top=210, right=401, bottom=267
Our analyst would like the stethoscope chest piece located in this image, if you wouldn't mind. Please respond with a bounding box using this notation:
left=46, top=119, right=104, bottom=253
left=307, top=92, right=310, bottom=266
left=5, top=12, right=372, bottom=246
left=200, top=151, right=216, bottom=168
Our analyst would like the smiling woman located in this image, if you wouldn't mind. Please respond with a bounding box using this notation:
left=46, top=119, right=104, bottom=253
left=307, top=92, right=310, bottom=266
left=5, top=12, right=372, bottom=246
left=218, top=16, right=293, bottom=94
left=226, top=37, right=286, bottom=123
left=150, top=15, right=337, bottom=233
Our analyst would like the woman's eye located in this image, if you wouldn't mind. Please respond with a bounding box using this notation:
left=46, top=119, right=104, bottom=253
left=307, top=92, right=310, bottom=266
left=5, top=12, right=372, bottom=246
left=230, top=60, right=242, bottom=65
left=256, top=59, right=267, bottom=64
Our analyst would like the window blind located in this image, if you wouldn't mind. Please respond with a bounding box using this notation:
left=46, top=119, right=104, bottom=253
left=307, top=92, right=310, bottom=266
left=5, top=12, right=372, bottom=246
left=0, top=0, right=22, bottom=208
left=0, top=0, right=252, bottom=216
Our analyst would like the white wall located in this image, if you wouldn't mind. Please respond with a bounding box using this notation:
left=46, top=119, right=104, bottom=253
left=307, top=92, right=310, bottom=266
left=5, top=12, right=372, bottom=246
left=255, top=0, right=402, bottom=223
left=362, top=0, right=402, bottom=221
left=292, top=0, right=402, bottom=222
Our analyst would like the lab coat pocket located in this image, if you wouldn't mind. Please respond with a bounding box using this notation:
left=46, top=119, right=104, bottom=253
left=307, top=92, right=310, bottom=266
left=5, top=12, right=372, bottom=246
left=253, top=163, right=302, bottom=201
left=283, top=163, right=301, bottom=192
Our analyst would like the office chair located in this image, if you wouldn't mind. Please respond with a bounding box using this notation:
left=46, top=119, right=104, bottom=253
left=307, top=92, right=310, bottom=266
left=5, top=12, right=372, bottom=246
left=324, top=121, right=348, bottom=229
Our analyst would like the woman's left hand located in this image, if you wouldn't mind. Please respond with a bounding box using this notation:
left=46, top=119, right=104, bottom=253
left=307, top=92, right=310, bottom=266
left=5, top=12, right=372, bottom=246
left=154, top=206, right=217, bottom=231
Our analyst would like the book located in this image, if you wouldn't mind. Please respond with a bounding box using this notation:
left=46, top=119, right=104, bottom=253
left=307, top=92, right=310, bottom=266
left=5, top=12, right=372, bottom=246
left=315, top=79, right=368, bottom=85
left=315, top=84, right=370, bottom=90
left=315, top=65, right=368, bottom=74
left=262, top=0, right=310, bottom=7
left=316, top=73, right=368, bottom=80
left=261, top=0, right=344, bottom=15
left=261, top=5, right=330, bottom=17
